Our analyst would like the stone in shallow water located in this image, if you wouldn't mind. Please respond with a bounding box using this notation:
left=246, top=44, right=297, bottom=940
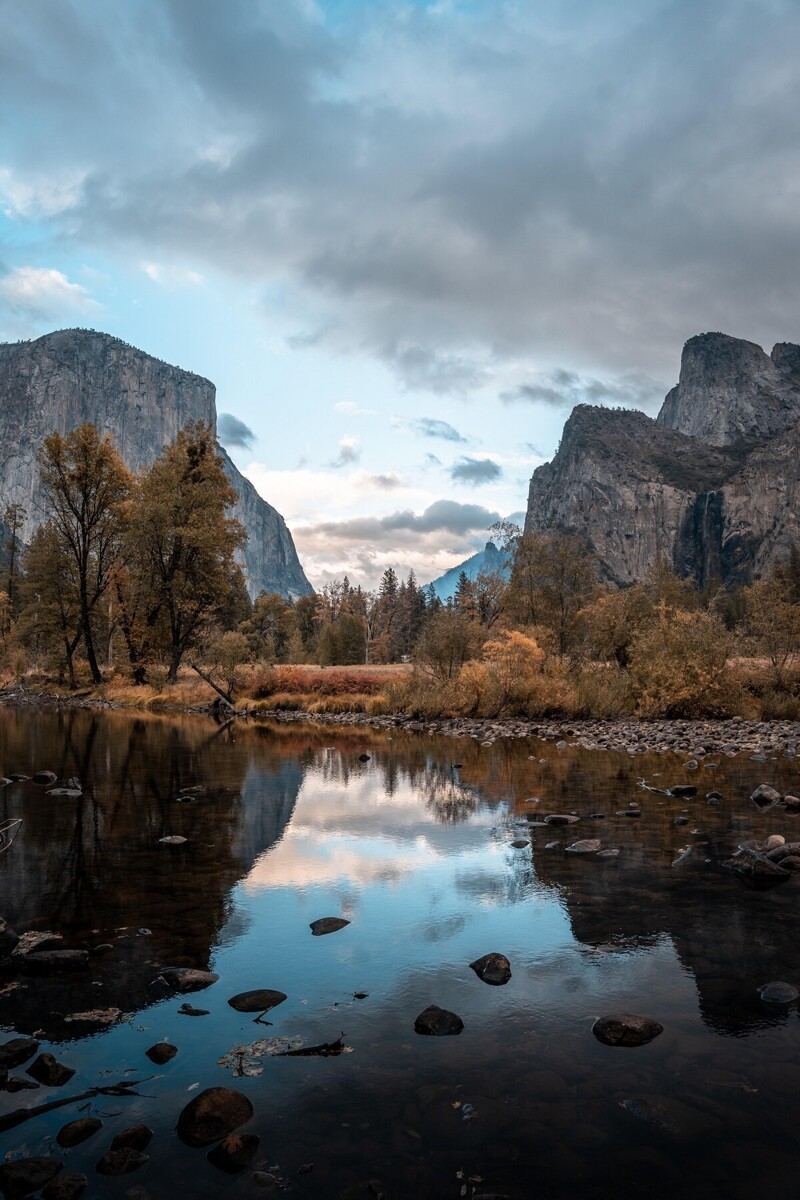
left=177, top=1087, right=255, bottom=1148
left=27, top=1052, right=75, bottom=1086
left=469, top=953, right=512, bottom=986
left=668, top=786, right=697, bottom=797
left=510, top=839, right=530, bottom=849
left=228, top=989, right=287, bottom=1014
left=0, top=1157, right=62, bottom=1198
left=592, top=1014, right=664, bottom=1047
left=41, top=1172, right=88, bottom=1200
left=566, top=839, right=601, bottom=854
left=159, top=967, right=218, bottom=992
left=56, top=1118, right=102, bottom=1148
left=145, top=1042, right=177, bottom=1065
left=95, top=1149, right=149, bottom=1176
left=158, top=835, right=187, bottom=845
left=751, top=784, right=782, bottom=809
left=597, top=848, right=620, bottom=858
left=413, top=1005, right=464, bottom=1036
left=0, top=1037, right=38, bottom=1070
left=759, top=981, right=799, bottom=1004
left=207, top=1133, right=260, bottom=1174
left=110, top=1125, right=152, bottom=1152
left=544, top=814, right=579, bottom=826
left=309, top=917, right=350, bottom=936
left=17, top=950, right=89, bottom=975
left=32, top=770, right=57, bottom=785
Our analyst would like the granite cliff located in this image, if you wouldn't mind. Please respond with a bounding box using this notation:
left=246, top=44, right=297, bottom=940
left=0, top=329, right=312, bottom=599
left=525, top=332, right=800, bottom=587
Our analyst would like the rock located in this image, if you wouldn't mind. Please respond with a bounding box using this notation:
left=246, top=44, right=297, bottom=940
left=177, top=1087, right=255, bottom=1148
left=592, top=1014, right=664, bottom=1047
left=785, top=794, right=800, bottom=809
left=95, top=1149, right=149, bottom=1176
left=413, top=1005, right=464, bottom=1036
left=510, top=839, right=530, bottom=849
left=706, top=791, right=723, bottom=800
left=617, top=809, right=642, bottom=818
left=726, top=848, right=792, bottom=887
left=45, top=789, right=82, bottom=798
left=159, top=967, right=218, bottom=992
left=178, top=1003, right=209, bottom=1016
left=358, top=754, right=371, bottom=762
left=207, top=1133, right=260, bottom=1174
left=17, top=950, right=89, bottom=975
left=759, top=981, right=799, bottom=1004
left=566, top=839, right=601, bottom=853
left=0, top=918, right=19, bottom=954
left=253, top=1173, right=278, bottom=1188
left=110, top=1125, right=153, bottom=1152
left=543, top=814, right=580, bottom=825
left=619, top=1097, right=676, bottom=1134
left=0, top=1038, right=39, bottom=1070
left=0, top=1157, right=62, bottom=1198
left=228, top=989, right=287, bottom=1014
left=158, top=835, right=188, bottom=845
left=56, top=1118, right=102, bottom=1148
left=597, top=848, right=620, bottom=858
left=751, top=784, right=782, bottom=809
left=32, top=771, right=57, bottom=784
left=309, top=917, right=350, bottom=936
left=764, top=834, right=786, bottom=850
left=145, top=1042, right=177, bottom=1065
left=668, top=785, right=697, bottom=797
left=8, top=774, right=29, bottom=782
left=469, top=953, right=512, bottom=986
left=5, top=1077, right=39, bottom=1093
left=674, top=816, right=689, bottom=826
left=27, top=1053, right=75, bottom=1086
left=41, top=1173, right=88, bottom=1200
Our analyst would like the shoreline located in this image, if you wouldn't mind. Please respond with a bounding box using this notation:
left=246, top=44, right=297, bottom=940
left=1, top=685, right=799, bottom=756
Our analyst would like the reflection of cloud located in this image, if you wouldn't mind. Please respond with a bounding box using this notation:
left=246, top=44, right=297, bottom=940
left=243, top=765, right=497, bottom=892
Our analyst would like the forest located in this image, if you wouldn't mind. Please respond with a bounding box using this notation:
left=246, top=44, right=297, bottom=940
left=2, top=422, right=800, bottom=721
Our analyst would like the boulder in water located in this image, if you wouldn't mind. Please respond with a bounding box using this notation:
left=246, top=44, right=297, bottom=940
left=177, top=1087, right=254, bottom=1148
left=414, top=1005, right=464, bottom=1036
left=469, top=953, right=512, bottom=986
left=592, top=1014, right=663, bottom=1047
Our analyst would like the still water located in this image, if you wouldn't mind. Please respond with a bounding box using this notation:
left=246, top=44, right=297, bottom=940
left=1, top=708, right=800, bottom=1198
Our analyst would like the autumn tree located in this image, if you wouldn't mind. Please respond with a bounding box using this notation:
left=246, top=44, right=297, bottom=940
left=506, top=530, right=597, bottom=654
left=124, top=422, right=246, bottom=682
left=37, top=425, right=132, bottom=684
left=17, top=524, right=83, bottom=686
left=743, top=579, right=800, bottom=689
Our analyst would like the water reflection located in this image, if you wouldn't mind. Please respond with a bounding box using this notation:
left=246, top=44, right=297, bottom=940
left=1, top=710, right=800, bottom=1196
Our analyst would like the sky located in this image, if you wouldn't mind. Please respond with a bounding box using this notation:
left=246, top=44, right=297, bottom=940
left=1, top=0, right=799, bottom=589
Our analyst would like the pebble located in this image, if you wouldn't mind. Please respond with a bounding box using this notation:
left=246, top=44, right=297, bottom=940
left=592, top=1014, right=664, bottom=1047
left=145, top=1042, right=177, bottom=1064
left=413, top=1005, right=464, bottom=1036
left=469, top=953, right=512, bottom=986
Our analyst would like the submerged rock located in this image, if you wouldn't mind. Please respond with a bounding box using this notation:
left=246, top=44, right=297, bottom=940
left=17, top=950, right=89, bottom=975
left=566, top=839, right=601, bottom=853
left=110, top=1125, right=153, bottom=1152
left=759, top=981, right=799, bottom=1004
left=41, top=1172, right=88, bottom=1200
left=413, top=1005, right=464, bottom=1036
left=309, top=918, right=350, bottom=936
left=177, top=1087, right=255, bottom=1148
left=228, top=989, right=287, bottom=1014
left=158, top=835, right=188, bottom=845
left=159, top=967, right=218, bottom=992
left=145, top=1042, right=177, bottom=1065
left=0, top=1038, right=38, bottom=1070
left=544, top=814, right=580, bottom=826
left=619, top=1097, right=676, bottom=1134
left=0, top=1157, right=62, bottom=1198
left=32, top=771, right=57, bottom=785
left=751, top=784, right=782, bottom=809
left=207, top=1133, right=260, bottom=1174
left=95, top=1149, right=149, bottom=1176
left=27, top=1052, right=75, bottom=1086
left=510, top=839, right=530, bottom=849
left=178, top=1003, right=209, bottom=1017
left=469, top=953, right=512, bottom=986
left=592, top=1014, right=664, bottom=1047
left=56, top=1118, right=102, bottom=1148
left=668, top=785, right=697, bottom=797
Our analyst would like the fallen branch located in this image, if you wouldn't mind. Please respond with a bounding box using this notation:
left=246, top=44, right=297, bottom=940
left=190, top=663, right=234, bottom=707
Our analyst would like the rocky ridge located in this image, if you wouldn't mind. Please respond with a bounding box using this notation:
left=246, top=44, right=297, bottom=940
left=525, top=332, right=800, bottom=586
left=0, top=329, right=312, bottom=599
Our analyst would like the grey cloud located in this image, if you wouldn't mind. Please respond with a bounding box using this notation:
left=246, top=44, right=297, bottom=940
left=411, top=418, right=467, bottom=443
left=217, top=411, right=255, bottom=449
left=306, top=499, right=501, bottom=542
left=450, top=456, right=503, bottom=486
left=366, top=473, right=402, bottom=490
left=501, top=369, right=665, bottom=414
left=331, top=439, right=360, bottom=468
left=4, top=0, right=800, bottom=384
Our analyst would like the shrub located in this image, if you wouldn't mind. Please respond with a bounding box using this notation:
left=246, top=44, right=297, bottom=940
left=629, top=606, right=734, bottom=717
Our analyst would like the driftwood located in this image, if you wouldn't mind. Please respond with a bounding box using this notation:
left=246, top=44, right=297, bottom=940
left=277, top=1033, right=348, bottom=1057
left=0, top=1078, right=150, bottom=1133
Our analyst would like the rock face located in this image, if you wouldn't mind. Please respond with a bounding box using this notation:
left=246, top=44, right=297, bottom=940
left=0, top=329, right=312, bottom=599
left=525, top=332, right=800, bottom=587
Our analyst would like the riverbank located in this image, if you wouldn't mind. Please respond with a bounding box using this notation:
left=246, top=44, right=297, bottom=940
left=3, top=681, right=799, bottom=757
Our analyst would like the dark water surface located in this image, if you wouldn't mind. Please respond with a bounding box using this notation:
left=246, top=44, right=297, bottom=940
left=1, top=709, right=800, bottom=1198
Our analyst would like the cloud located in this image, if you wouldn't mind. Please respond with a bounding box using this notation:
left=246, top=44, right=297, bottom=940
left=141, top=260, right=203, bottom=287
left=501, top=368, right=665, bottom=414
left=4, top=0, right=800, bottom=390
left=217, top=412, right=256, bottom=449
left=0, top=266, right=98, bottom=322
left=305, top=499, right=500, bottom=542
left=450, top=456, right=503, bottom=486
left=330, top=436, right=360, bottom=468
left=334, top=400, right=375, bottom=415
left=410, top=417, right=467, bottom=443
left=365, top=473, right=403, bottom=490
